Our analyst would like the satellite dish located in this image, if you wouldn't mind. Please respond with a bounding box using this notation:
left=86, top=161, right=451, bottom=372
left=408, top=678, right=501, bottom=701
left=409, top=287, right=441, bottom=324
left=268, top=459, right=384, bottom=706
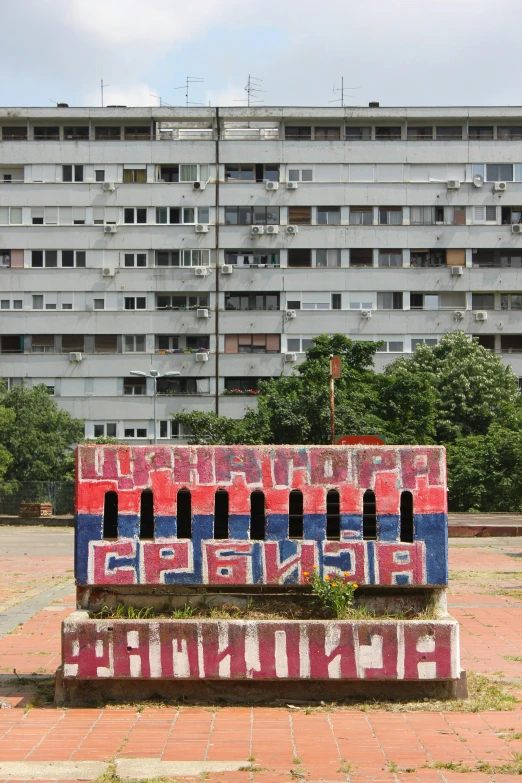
left=473, top=174, right=484, bottom=188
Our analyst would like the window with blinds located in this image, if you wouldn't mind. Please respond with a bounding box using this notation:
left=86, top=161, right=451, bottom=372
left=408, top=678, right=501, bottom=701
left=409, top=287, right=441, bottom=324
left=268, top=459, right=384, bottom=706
left=288, top=206, right=311, bottom=225
left=224, top=334, right=280, bottom=353
left=94, top=335, right=117, bottom=353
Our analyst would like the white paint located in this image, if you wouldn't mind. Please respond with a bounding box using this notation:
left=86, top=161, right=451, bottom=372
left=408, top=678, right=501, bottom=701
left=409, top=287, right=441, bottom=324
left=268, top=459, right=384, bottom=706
left=72, top=639, right=80, bottom=657
left=418, top=661, right=437, bottom=679
left=172, top=638, right=190, bottom=678
left=127, top=630, right=139, bottom=648
left=358, top=634, right=383, bottom=674
left=148, top=622, right=161, bottom=678
left=95, top=639, right=103, bottom=658
left=218, top=623, right=231, bottom=678
left=129, top=655, right=142, bottom=677
left=63, top=663, right=78, bottom=676
left=451, top=621, right=460, bottom=679
left=97, top=639, right=114, bottom=677
left=244, top=623, right=260, bottom=678
left=274, top=630, right=288, bottom=678
left=416, top=634, right=436, bottom=653
left=197, top=624, right=205, bottom=678
left=325, top=623, right=341, bottom=679
left=323, top=457, right=333, bottom=478
left=396, top=623, right=405, bottom=680
left=299, top=624, right=310, bottom=679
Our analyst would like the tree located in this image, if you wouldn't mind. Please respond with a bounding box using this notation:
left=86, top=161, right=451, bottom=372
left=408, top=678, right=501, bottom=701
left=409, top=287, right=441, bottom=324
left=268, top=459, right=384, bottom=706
left=0, top=383, right=84, bottom=482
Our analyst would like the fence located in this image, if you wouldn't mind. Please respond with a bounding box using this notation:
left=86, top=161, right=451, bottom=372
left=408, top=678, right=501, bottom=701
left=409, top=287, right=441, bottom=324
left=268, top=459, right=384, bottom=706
left=0, top=481, right=74, bottom=516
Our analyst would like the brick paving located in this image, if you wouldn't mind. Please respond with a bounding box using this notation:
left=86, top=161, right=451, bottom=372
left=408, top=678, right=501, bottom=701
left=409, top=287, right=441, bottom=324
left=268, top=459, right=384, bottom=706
left=0, top=541, right=522, bottom=781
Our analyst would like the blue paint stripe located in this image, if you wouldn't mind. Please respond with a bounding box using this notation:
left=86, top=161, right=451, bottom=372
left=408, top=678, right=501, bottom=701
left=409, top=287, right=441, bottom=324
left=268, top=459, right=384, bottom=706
left=366, top=541, right=376, bottom=584
left=378, top=514, right=399, bottom=542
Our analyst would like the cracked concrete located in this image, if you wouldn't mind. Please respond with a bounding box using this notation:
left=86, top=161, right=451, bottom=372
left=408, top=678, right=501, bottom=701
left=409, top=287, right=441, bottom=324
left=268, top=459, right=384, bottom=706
left=0, top=759, right=248, bottom=779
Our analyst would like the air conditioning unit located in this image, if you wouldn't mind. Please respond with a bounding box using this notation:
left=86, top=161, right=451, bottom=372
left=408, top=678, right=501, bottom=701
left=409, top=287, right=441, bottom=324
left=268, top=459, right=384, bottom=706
left=251, top=225, right=265, bottom=235
left=266, top=180, right=279, bottom=191
left=361, top=309, right=372, bottom=319
left=196, top=352, right=209, bottom=362
left=265, top=225, right=279, bottom=235
left=103, top=182, right=116, bottom=191
left=195, top=223, right=209, bottom=233
left=285, top=309, right=297, bottom=319
left=197, top=308, right=209, bottom=318
left=104, top=224, right=117, bottom=234
left=451, top=266, right=464, bottom=275
left=475, top=311, right=488, bottom=321
left=69, top=352, right=83, bottom=362
left=102, top=267, right=116, bottom=277
left=447, top=180, right=461, bottom=189
left=512, top=224, right=522, bottom=234
left=285, top=352, right=297, bottom=362
left=494, top=181, right=507, bottom=192
left=194, top=267, right=208, bottom=276
left=286, top=181, right=298, bottom=190
left=220, top=264, right=233, bottom=274
left=454, top=310, right=466, bottom=320
left=193, top=181, right=206, bottom=190
left=286, top=225, right=299, bottom=234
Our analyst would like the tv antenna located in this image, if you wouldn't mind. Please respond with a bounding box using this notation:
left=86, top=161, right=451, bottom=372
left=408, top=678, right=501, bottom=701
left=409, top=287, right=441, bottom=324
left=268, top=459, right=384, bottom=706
left=173, top=77, right=204, bottom=107
left=329, top=77, right=359, bottom=107
left=101, top=79, right=111, bottom=108
left=149, top=94, right=173, bottom=107
left=234, top=75, right=265, bottom=106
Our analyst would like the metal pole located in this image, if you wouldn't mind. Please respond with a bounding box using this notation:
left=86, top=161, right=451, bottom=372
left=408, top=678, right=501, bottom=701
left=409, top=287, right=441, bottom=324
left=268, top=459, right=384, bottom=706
left=153, top=376, right=157, bottom=444
left=329, top=371, right=335, bottom=445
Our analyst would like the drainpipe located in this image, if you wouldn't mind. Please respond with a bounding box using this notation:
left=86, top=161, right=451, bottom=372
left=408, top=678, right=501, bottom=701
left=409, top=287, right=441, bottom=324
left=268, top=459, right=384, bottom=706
left=214, top=107, right=220, bottom=416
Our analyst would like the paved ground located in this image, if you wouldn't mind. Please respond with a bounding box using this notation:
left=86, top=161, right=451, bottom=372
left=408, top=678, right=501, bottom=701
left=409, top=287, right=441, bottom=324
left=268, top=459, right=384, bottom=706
left=0, top=527, right=522, bottom=782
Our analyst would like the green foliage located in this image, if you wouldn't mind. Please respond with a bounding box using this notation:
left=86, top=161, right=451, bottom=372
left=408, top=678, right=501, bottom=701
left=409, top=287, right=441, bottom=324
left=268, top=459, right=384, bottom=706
left=306, top=567, right=358, bottom=618
left=0, top=382, right=84, bottom=483
left=172, top=605, right=194, bottom=619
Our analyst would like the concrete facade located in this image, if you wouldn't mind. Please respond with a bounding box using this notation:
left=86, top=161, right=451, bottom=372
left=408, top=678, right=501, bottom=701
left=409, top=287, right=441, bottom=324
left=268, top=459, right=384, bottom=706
left=1, top=105, right=521, bottom=441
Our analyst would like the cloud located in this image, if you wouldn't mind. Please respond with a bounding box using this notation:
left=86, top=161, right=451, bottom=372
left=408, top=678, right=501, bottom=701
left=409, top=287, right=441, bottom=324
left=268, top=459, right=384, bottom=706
left=205, top=85, right=247, bottom=108
left=83, top=82, right=159, bottom=109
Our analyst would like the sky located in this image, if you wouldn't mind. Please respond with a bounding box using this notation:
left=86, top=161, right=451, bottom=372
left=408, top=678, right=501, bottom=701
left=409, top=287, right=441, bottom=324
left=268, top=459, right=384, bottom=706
left=1, top=0, right=520, bottom=109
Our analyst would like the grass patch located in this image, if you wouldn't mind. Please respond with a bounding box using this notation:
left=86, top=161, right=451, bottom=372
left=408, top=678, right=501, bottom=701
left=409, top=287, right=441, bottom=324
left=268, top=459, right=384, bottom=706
left=337, top=759, right=354, bottom=773
left=93, top=762, right=175, bottom=783
left=427, top=753, right=522, bottom=775
left=504, top=655, right=522, bottom=662
left=496, top=590, right=522, bottom=601
left=450, top=570, right=522, bottom=582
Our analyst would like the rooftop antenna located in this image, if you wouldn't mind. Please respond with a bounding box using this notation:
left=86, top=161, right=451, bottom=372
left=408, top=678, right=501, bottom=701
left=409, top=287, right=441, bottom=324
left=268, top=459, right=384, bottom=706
left=149, top=94, right=173, bottom=107
left=234, top=74, right=265, bottom=106
left=101, top=79, right=110, bottom=108
left=173, top=77, right=204, bottom=107
left=329, top=77, right=359, bottom=107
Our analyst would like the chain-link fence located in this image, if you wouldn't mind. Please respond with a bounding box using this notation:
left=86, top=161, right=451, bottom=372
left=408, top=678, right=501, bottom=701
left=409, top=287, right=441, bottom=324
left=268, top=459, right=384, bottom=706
left=0, top=481, right=74, bottom=516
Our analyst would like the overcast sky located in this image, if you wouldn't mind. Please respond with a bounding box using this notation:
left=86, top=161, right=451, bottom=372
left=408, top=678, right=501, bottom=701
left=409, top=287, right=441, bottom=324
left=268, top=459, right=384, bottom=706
left=2, top=0, right=520, bottom=109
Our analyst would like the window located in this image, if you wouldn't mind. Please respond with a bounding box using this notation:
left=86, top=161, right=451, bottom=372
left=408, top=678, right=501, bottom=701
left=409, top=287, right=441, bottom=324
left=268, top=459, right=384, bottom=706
left=124, top=335, right=146, bottom=352
left=288, top=249, right=312, bottom=268
left=31, top=335, right=54, bottom=353
left=64, top=126, right=89, bottom=141
left=124, top=297, right=147, bottom=310
left=287, top=168, right=313, bottom=182
left=285, top=126, right=312, bottom=140
left=400, top=491, right=414, bottom=543
left=349, top=207, right=372, bottom=225
left=225, top=164, right=279, bottom=182
left=93, top=298, right=104, bottom=310
left=224, top=334, right=280, bottom=354
left=407, top=127, right=433, bottom=140
left=62, top=165, right=84, bottom=182
left=95, top=170, right=105, bottom=182
left=32, top=295, right=44, bottom=309
left=497, top=126, right=522, bottom=140
left=124, top=253, right=147, bottom=267
left=124, top=126, right=150, bottom=140
left=95, top=126, right=121, bottom=141
left=475, top=206, right=498, bottom=223
left=474, top=335, right=495, bottom=350
left=224, top=206, right=279, bottom=225
left=124, top=428, right=148, bottom=438
left=345, top=126, right=371, bottom=140
left=326, top=489, right=340, bottom=540
left=379, top=207, right=403, bottom=225
left=375, top=126, right=401, bottom=140
left=225, top=250, right=279, bottom=267
left=157, top=377, right=202, bottom=395
left=315, top=126, right=340, bottom=140
left=156, top=249, right=210, bottom=267
left=436, top=126, right=462, bottom=140
left=317, top=206, right=341, bottom=225
left=94, top=335, right=117, bottom=353
left=472, top=293, right=495, bottom=310
left=501, top=294, right=522, bottom=310
left=469, top=126, right=494, bottom=140
left=159, top=420, right=190, bottom=439
left=411, top=293, right=439, bottom=310
left=94, top=423, right=117, bottom=438
left=250, top=491, right=266, bottom=540
left=214, top=490, right=229, bottom=539
left=288, top=490, right=303, bottom=539
left=177, top=489, right=192, bottom=538
left=362, top=490, right=377, bottom=540
left=179, top=164, right=199, bottom=181
left=225, top=292, right=279, bottom=311
left=3, top=126, right=27, bottom=141
left=158, top=166, right=179, bottom=182
left=123, top=168, right=147, bottom=183
left=377, top=292, right=403, bottom=310
left=410, top=250, right=445, bottom=268
left=350, top=249, right=373, bottom=267
left=124, top=208, right=147, bottom=224
left=0, top=207, right=22, bottom=225
left=377, top=340, right=404, bottom=353
left=411, top=338, right=438, bottom=350
left=378, top=251, right=402, bottom=268
left=317, top=249, right=341, bottom=267
left=349, top=294, right=373, bottom=310
left=486, top=164, right=513, bottom=182
left=103, top=491, right=118, bottom=539
left=62, top=251, right=86, bottom=268
left=62, top=335, right=85, bottom=352
left=155, top=206, right=198, bottom=224
left=224, top=377, right=268, bottom=392
left=155, top=294, right=208, bottom=310
left=140, top=490, right=154, bottom=539
left=288, top=206, right=311, bottom=225
left=32, top=208, right=44, bottom=225
left=410, top=206, right=435, bottom=225
left=501, top=335, right=522, bottom=352
left=0, top=336, right=23, bottom=354
left=34, top=126, right=59, bottom=140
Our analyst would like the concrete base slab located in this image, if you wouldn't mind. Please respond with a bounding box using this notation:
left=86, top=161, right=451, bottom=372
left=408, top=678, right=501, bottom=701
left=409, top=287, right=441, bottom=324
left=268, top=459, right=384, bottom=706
left=55, top=666, right=468, bottom=705
left=0, top=759, right=247, bottom=779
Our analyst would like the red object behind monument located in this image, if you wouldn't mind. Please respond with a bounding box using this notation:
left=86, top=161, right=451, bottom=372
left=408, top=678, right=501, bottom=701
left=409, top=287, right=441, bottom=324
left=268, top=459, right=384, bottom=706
left=336, top=435, right=385, bottom=446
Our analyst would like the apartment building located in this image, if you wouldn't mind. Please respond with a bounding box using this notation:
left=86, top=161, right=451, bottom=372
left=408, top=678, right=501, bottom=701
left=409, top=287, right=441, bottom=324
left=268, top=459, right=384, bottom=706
left=1, top=104, right=522, bottom=442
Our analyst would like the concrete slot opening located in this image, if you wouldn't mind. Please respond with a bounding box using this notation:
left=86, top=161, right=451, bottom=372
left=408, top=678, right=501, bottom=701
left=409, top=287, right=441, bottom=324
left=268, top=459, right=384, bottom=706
left=288, top=489, right=304, bottom=539
left=362, top=489, right=377, bottom=540
left=214, top=489, right=229, bottom=539
left=250, top=490, right=266, bottom=540
left=176, top=488, right=192, bottom=539
left=400, top=490, right=414, bottom=542
left=326, top=489, right=341, bottom=540
left=140, top=490, right=154, bottom=539
left=103, top=491, right=118, bottom=539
